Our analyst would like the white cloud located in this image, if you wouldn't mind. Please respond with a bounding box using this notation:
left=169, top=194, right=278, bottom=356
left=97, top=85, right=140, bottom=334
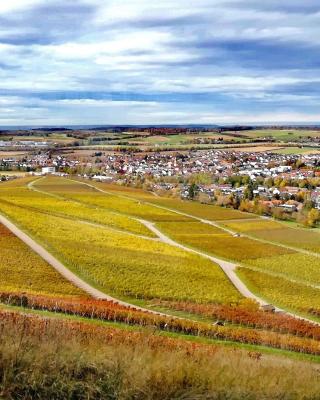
left=199, top=112, right=320, bottom=124
left=0, top=0, right=43, bottom=14
left=0, top=1, right=320, bottom=124
left=57, top=99, right=158, bottom=107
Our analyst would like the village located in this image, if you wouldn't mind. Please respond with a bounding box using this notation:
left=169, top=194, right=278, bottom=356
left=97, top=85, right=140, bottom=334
left=1, top=146, right=320, bottom=223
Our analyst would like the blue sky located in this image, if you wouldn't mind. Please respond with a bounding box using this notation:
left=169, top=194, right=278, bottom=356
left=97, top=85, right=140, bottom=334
left=0, top=0, right=320, bottom=125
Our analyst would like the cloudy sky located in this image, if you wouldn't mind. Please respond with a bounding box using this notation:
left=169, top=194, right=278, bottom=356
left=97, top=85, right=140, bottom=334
left=0, top=0, right=320, bottom=126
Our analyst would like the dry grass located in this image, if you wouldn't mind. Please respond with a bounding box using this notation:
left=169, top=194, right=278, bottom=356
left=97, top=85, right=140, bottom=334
left=1, top=311, right=320, bottom=399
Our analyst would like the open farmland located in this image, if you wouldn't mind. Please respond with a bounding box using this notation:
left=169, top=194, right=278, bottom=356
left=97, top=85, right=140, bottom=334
left=232, top=129, right=320, bottom=141
left=272, top=146, right=320, bottom=155
left=124, top=132, right=238, bottom=145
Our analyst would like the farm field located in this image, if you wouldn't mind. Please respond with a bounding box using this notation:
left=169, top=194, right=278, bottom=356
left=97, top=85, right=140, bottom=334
left=0, top=171, right=28, bottom=177
left=222, top=145, right=284, bottom=152
left=0, top=185, right=154, bottom=237
left=26, top=177, right=320, bottom=317
left=156, top=221, right=293, bottom=261
left=87, top=180, right=257, bottom=221
left=5, top=292, right=320, bottom=355
left=36, top=177, right=193, bottom=222
left=237, top=268, right=320, bottom=317
left=222, top=218, right=320, bottom=253
left=272, top=146, right=320, bottom=155
left=0, top=151, right=28, bottom=157
left=155, top=220, right=320, bottom=297
left=148, top=197, right=258, bottom=220
left=0, top=223, right=84, bottom=297
left=0, top=194, right=241, bottom=304
left=69, top=179, right=320, bottom=314
left=245, top=253, right=320, bottom=286
left=0, top=133, right=76, bottom=144
left=233, top=129, right=320, bottom=141
left=124, top=132, right=239, bottom=146
left=2, top=174, right=320, bottom=393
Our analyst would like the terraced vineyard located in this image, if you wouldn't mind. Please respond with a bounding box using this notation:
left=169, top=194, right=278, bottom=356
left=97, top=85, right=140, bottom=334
left=0, top=185, right=154, bottom=238
left=156, top=220, right=293, bottom=261
left=1, top=175, right=320, bottom=365
left=70, top=178, right=320, bottom=317
left=87, top=180, right=256, bottom=220
left=38, top=178, right=191, bottom=222
left=221, top=218, right=320, bottom=253
left=0, top=190, right=241, bottom=304
left=0, top=223, right=84, bottom=297
left=237, top=268, right=320, bottom=318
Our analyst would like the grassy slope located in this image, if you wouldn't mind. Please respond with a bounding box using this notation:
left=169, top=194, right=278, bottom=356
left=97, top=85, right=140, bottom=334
left=2, top=305, right=320, bottom=399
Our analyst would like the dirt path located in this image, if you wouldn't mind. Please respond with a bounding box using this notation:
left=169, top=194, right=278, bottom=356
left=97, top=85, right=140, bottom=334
left=139, top=219, right=269, bottom=306
left=138, top=220, right=320, bottom=325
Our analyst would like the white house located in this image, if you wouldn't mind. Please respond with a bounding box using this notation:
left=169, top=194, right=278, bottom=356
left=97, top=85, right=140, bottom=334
left=42, top=166, right=56, bottom=174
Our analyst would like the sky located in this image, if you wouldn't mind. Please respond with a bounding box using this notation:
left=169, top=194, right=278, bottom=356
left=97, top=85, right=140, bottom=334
left=0, top=0, right=320, bottom=126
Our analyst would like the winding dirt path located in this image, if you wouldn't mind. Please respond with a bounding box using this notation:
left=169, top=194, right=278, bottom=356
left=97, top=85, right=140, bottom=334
left=138, top=220, right=320, bottom=325
left=139, top=219, right=269, bottom=306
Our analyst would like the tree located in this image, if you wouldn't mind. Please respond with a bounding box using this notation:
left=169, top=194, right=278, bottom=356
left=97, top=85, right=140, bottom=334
left=244, top=183, right=254, bottom=200
left=307, top=209, right=320, bottom=227
left=188, top=183, right=198, bottom=199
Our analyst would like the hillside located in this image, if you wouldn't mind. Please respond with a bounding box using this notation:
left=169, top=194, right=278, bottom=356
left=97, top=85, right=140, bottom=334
left=0, top=176, right=320, bottom=398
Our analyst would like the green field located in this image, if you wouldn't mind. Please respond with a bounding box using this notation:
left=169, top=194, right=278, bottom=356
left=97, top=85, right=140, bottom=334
left=272, top=146, right=320, bottom=154
left=231, top=129, right=320, bottom=142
